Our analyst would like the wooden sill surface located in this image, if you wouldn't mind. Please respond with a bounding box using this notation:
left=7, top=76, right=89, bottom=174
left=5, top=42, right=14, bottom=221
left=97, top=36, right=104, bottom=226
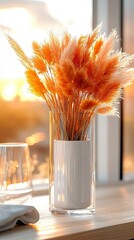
left=1, top=181, right=134, bottom=240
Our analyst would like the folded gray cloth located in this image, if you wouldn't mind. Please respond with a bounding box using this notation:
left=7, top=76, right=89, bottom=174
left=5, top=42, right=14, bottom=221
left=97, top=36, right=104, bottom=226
left=0, top=204, right=39, bottom=232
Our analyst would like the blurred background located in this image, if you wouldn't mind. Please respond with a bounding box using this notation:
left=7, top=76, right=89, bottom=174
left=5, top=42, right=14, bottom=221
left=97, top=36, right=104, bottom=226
left=0, top=0, right=133, bottom=184
left=0, top=0, right=92, bottom=184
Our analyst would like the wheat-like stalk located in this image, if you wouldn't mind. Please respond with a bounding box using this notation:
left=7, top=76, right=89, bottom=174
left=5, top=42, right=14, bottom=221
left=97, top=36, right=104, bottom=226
left=6, top=34, right=32, bottom=69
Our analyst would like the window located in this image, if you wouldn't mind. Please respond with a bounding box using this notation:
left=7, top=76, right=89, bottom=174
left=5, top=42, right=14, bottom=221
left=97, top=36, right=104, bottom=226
left=123, top=0, right=134, bottom=180
left=1, top=0, right=132, bottom=185
left=93, top=0, right=121, bottom=182
left=0, top=0, right=93, bottom=185
left=93, top=0, right=134, bottom=182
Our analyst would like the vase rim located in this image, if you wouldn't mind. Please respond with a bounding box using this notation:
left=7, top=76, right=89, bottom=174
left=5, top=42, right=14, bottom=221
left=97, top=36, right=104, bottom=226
left=54, top=139, right=90, bottom=142
left=0, top=142, right=28, bottom=147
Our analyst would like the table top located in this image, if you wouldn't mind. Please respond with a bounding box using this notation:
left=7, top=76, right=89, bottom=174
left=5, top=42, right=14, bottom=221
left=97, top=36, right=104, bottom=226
left=0, top=181, right=134, bottom=240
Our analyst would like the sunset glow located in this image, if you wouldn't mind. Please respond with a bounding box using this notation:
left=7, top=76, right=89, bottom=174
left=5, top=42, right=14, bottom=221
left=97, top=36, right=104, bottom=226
left=0, top=7, right=34, bottom=101
left=1, top=84, right=17, bottom=101
left=0, top=80, right=37, bottom=101
left=0, top=0, right=92, bottom=182
left=0, top=7, right=32, bottom=30
left=0, top=1, right=92, bottom=101
left=26, top=132, right=46, bottom=146
left=47, top=0, right=92, bottom=35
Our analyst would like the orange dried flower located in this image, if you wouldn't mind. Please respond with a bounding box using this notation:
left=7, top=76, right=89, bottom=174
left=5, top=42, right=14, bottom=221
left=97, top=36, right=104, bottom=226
left=80, top=99, right=98, bottom=111
left=61, top=84, right=73, bottom=97
left=7, top=25, right=134, bottom=140
left=56, top=61, right=75, bottom=85
left=45, top=77, right=56, bottom=93
left=49, top=33, right=61, bottom=63
left=94, top=56, right=119, bottom=87
left=61, top=32, right=71, bottom=51
left=41, top=43, right=53, bottom=64
left=32, top=56, right=47, bottom=73
left=73, top=69, right=89, bottom=91
left=32, top=41, right=41, bottom=56
left=97, top=30, right=117, bottom=62
left=25, top=69, right=46, bottom=97
left=93, top=37, right=103, bottom=56
left=97, top=81, right=121, bottom=103
left=97, top=106, right=114, bottom=115
left=102, top=56, right=119, bottom=79
left=73, top=45, right=82, bottom=67
left=86, top=25, right=101, bottom=49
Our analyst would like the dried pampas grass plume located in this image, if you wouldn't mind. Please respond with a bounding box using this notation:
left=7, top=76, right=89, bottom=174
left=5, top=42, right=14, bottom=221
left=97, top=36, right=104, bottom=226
left=6, top=25, right=134, bottom=140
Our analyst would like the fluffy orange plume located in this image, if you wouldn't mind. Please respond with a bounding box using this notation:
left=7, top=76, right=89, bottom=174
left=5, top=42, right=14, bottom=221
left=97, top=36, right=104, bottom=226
left=60, top=39, right=77, bottom=64
left=95, top=56, right=119, bottom=85
left=97, top=81, right=121, bottom=103
left=61, top=32, right=71, bottom=50
left=73, top=45, right=82, bottom=67
left=25, top=69, right=46, bottom=97
left=114, top=68, right=134, bottom=87
left=73, top=68, right=90, bottom=91
left=78, top=35, right=87, bottom=45
left=119, top=52, right=134, bottom=68
left=55, top=62, right=74, bottom=96
left=32, top=41, right=41, bottom=56
left=81, top=50, right=90, bottom=67
left=49, top=33, right=61, bottom=63
left=80, top=99, right=98, bottom=111
left=7, top=25, right=134, bottom=140
left=102, top=56, right=119, bottom=78
left=93, top=37, right=103, bottom=56
left=45, top=77, right=56, bottom=93
left=86, top=24, right=101, bottom=49
left=97, top=30, right=117, bottom=63
left=32, top=56, right=47, bottom=73
left=41, top=43, right=53, bottom=64
left=97, top=106, right=114, bottom=115
left=87, top=57, right=95, bottom=80
left=61, top=84, right=73, bottom=97
left=56, top=60, right=75, bottom=85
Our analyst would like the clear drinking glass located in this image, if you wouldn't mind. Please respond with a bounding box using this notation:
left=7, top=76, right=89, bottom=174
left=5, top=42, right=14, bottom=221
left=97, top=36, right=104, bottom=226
left=0, top=143, right=32, bottom=204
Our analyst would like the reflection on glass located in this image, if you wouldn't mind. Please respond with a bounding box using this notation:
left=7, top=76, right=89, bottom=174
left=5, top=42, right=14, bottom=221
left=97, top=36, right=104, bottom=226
left=0, top=143, right=32, bottom=204
left=0, top=0, right=92, bottom=181
left=123, top=0, right=134, bottom=180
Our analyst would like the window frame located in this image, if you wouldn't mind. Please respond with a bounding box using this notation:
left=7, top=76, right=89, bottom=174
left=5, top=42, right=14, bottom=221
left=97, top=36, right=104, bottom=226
left=93, top=0, right=122, bottom=182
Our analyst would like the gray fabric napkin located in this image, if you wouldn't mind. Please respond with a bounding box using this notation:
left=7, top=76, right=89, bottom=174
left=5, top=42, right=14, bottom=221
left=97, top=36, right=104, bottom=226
left=0, top=204, right=39, bottom=232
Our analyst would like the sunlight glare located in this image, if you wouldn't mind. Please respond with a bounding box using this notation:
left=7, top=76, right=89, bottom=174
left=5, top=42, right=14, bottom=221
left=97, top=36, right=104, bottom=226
left=1, top=84, right=17, bottom=101
left=26, top=132, right=46, bottom=146
left=46, top=0, right=92, bottom=35
left=0, top=1, right=92, bottom=101
left=0, top=7, right=32, bottom=30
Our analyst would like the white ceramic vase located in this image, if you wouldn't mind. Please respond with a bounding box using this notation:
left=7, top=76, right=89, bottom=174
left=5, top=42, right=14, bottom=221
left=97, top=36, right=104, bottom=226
left=53, top=140, right=94, bottom=210
left=49, top=134, right=95, bottom=214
